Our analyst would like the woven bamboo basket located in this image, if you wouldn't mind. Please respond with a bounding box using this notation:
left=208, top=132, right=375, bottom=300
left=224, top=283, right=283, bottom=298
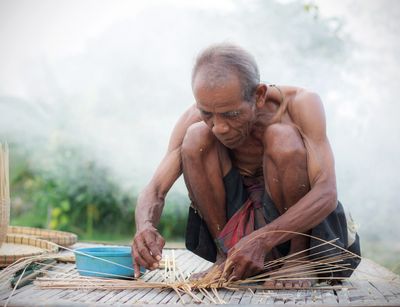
left=0, top=234, right=58, bottom=267
left=0, top=143, right=73, bottom=268
left=0, top=143, right=10, bottom=247
left=0, top=199, right=9, bottom=247
left=8, top=226, right=77, bottom=247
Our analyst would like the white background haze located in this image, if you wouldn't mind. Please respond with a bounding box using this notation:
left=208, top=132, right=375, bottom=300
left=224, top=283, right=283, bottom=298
left=0, top=0, right=399, bottom=254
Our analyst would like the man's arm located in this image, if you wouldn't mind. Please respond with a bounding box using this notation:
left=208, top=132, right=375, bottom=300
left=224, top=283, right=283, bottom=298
left=262, top=90, right=337, bottom=244
left=132, top=104, right=200, bottom=277
left=224, top=91, right=338, bottom=279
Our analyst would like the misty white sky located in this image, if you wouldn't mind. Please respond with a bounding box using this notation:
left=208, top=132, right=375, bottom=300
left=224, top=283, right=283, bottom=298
left=0, top=0, right=234, bottom=95
left=1, top=0, right=399, bottom=241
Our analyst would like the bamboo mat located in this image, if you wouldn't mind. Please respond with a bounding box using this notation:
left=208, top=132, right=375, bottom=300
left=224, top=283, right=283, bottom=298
left=0, top=246, right=399, bottom=306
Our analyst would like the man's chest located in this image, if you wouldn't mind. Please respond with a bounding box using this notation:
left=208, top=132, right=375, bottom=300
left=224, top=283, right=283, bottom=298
left=230, top=140, right=264, bottom=177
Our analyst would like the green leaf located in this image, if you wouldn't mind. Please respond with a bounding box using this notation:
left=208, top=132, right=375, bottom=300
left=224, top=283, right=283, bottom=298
left=60, top=200, right=70, bottom=211
left=51, top=207, right=62, bottom=217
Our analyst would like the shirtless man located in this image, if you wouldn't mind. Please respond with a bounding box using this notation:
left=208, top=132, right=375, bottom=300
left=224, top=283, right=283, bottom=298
left=132, top=43, right=360, bottom=288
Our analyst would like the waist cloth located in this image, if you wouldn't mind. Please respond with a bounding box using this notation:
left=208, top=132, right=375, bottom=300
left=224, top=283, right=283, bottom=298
left=185, top=167, right=361, bottom=279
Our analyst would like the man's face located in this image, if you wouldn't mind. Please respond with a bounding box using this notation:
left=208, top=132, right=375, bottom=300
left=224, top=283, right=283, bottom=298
left=193, top=73, right=256, bottom=149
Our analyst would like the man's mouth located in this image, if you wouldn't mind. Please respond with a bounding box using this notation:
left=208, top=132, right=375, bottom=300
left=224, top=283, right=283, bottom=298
left=221, top=135, right=240, bottom=147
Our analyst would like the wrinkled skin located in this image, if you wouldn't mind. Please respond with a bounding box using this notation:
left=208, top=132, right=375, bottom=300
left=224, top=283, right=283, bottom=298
left=221, top=228, right=267, bottom=281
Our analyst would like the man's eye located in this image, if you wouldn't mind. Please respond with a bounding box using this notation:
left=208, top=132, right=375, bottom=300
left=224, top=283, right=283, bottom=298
left=201, top=110, right=212, bottom=117
left=222, top=111, right=240, bottom=118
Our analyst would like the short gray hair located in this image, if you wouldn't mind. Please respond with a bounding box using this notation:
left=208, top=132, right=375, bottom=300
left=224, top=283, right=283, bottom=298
left=191, top=43, right=260, bottom=102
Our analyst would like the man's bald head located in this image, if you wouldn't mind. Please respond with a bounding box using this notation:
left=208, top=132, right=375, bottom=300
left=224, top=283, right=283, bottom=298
left=191, top=43, right=260, bottom=102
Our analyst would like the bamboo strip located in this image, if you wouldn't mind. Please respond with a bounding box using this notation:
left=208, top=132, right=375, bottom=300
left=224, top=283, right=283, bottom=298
left=4, top=262, right=28, bottom=307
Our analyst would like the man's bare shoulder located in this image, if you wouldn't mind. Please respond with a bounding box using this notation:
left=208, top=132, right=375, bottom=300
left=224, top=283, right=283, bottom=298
left=167, top=104, right=202, bottom=151
left=181, top=104, right=202, bottom=124
left=288, top=88, right=324, bottom=126
left=172, top=103, right=202, bottom=132
left=282, top=87, right=327, bottom=142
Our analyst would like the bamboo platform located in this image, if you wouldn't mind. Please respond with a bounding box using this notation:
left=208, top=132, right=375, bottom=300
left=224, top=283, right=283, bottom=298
left=1, top=243, right=399, bottom=306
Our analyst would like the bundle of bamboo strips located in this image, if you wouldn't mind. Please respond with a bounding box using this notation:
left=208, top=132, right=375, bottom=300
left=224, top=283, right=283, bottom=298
left=0, top=142, right=10, bottom=247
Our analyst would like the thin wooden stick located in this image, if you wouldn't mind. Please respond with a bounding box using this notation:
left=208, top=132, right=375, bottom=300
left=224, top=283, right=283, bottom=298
left=172, top=250, right=176, bottom=282
left=212, top=287, right=225, bottom=304
left=163, top=254, right=168, bottom=282
left=262, top=238, right=340, bottom=271
left=229, top=230, right=361, bottom=261
left=172, top=286, right=185, bottom=304
left=4, top=262, right=29, bottom=307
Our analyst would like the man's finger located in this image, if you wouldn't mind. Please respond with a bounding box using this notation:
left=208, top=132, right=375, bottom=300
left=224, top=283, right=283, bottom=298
left=146, top=238, right=163, bottom=262
left=217, top=261, right=225, bottom=271
left=222, top=262, right=234, bottom=281
left=134, top=261, right=141, bottom=278
left=132, top=241, right=146, bottom=268
left=156, top=234, right=165, bottom=246
left=135, top=240, right=158, bottom=268
left=248, top=265, right=262, bottom=279
left=135, top=251, right=151, bottom=271
left=132, top=242, right=144, bottom=278
left=155, top=236, right=165, bottom=256
left=232, top=264, right=246, bottom=281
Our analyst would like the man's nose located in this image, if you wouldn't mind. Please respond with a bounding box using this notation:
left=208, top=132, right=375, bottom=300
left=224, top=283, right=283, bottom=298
left=212, top=118, right=229, bottom=135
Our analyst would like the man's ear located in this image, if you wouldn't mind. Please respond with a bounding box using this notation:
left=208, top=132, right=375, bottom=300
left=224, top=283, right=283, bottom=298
left=255, top=84, right=267, bottom=108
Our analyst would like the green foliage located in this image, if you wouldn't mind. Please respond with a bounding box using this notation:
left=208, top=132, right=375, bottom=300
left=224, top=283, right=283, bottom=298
left=9, top=143, right=189, bottom=242
left=10, top=144, right=136, bottom=239
left=158, top=196, right=188, bottom=240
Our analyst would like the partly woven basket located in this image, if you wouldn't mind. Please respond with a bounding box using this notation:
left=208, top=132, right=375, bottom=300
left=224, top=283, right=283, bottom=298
left=0, top=234, right=58, bottom=267
left=0, top=199, right=9, bottom=248
left=8, top=226, right=77, bottom=247
left=0, top=143, right=10, bottom=247
left=0, top=143, right=77, bottom=268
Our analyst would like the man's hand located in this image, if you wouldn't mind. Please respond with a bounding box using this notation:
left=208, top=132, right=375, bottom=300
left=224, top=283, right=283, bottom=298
left=132, top=225, right=165, bottom=278
left=222, top=230, right=268, bottom=281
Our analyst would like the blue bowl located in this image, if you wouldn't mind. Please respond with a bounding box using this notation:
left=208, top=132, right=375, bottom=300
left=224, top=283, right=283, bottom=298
left=74, top=246, right=145, bottom=278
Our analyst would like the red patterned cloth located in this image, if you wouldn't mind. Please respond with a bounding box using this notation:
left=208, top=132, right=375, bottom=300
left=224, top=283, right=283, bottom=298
left=215, top=177, right=266, bottom=253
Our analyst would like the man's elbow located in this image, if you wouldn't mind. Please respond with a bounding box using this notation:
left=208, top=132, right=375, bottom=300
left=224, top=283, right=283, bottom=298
left=323, top=186, right=338, bottom=215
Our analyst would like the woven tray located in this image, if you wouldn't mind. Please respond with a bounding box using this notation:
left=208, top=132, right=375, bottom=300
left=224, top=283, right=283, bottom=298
left=0, top=234, right=58, bottom=267
left=8, top=226, right=77, bottom=247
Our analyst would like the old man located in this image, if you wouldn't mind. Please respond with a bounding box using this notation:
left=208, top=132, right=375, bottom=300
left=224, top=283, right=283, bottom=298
left=132, top=43, right=360, bottom=288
